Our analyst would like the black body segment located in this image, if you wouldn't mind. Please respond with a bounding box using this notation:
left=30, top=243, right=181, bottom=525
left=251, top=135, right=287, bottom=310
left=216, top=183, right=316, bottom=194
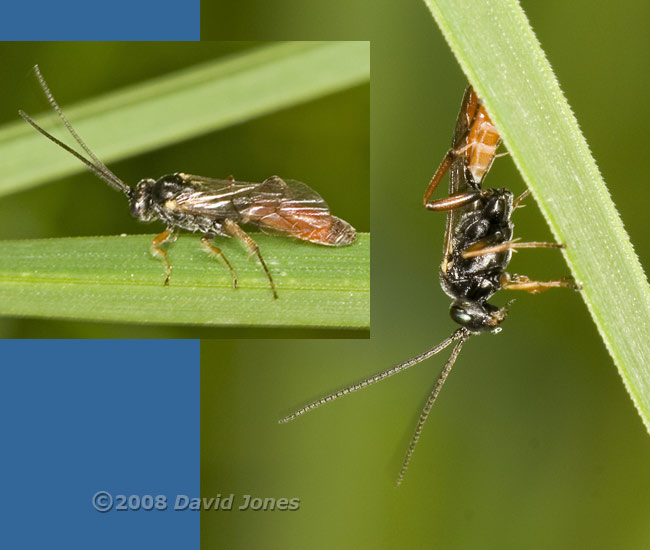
left=440, top=187, right=514, bottom=305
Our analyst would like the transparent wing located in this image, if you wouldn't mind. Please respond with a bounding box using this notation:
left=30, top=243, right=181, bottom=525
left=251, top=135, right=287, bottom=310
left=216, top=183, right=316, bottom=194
left=451, top=85, right=477, bottom=149
left=171, top=175, right=260, bottom=218
left=170, top=175, right=356, bottom=246
left=238, top=176, right=356, bottom=246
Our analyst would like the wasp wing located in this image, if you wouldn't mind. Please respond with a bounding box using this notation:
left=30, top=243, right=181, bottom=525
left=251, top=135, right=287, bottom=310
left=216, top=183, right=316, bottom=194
left=452, top=85, right=478, bottom=149
left=169, top=175, right=260, bottom=219
left=453, top=86, right=501, bottom=186
left=441, top=157, right=474, bottom=267
left=168, top=175, right=355, bottom=246
left=237, top=176, right=356, bottom=246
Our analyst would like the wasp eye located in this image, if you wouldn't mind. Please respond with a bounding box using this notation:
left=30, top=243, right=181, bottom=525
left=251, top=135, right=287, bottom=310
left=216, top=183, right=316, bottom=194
left=130, top=178, right=155, bottom=220
left=450, top=305, right=472, bottom=325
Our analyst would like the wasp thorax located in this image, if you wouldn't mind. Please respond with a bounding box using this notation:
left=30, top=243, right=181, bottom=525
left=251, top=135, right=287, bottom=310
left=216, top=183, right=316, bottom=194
left=449, top=300, right=508, bottom=333
left=130, top=178, right=156, bottom=221
left=152, top=174, right=185, bottom=203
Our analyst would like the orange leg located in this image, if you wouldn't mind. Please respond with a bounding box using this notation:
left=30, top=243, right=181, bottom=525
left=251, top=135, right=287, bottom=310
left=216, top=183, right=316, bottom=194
left=150, top=226, right=178, bottom=285
left=513, top=189, right=531, bottom=208
left=425, top=191, right=482, bottom=211
left=200, top=236, right=238, bottom=290
left=223, top=219, right=278, bottom=299
left=461, top=239, right=565, bottom=259
left=501, top=273, right=578, bottom=294
left=423, top=149, right=481, bottom=211
left=423, top=150, right=454, bottom=207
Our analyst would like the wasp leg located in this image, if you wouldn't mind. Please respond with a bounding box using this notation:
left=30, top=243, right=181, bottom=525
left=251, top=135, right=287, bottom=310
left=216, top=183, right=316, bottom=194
left=461, top=239, right=565, bottom=259
left=200, top=235, right=238, bottom=290
left=425, top=191, right=481, bottom=211
left=223, top=219, right=278, bottom=299
left=513, top=189, right=531, bottom=208
left=424, top=149, right=482, bottom=211
left=423, top=150, right=455, bottom=206
left=501, top=273, right=578, bottom=294
left=150, top=227, right=179, bottom=286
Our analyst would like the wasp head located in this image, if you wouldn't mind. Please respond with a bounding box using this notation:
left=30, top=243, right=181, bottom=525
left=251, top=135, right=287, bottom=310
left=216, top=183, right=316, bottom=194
left=449, top=299, right=510, bottom=333
left=130, top=174, right=186, bottom=222
left=129, top=178, right=156, bottom=221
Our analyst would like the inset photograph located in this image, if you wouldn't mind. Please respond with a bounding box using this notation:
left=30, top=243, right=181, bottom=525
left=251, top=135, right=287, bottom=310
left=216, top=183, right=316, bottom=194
left=0, top=42, right=369, bottom=338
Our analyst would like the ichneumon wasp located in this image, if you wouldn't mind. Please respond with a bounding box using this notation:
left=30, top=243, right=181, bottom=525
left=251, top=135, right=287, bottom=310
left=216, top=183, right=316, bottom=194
left=281, top=85, right=578, bottom=484
left=19, top=66, right=357, bottom=299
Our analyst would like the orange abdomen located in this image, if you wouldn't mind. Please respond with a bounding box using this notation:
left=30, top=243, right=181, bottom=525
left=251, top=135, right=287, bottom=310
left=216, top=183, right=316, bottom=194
left=244, top=204, right=356, bottom=246
left=465, top=105, right=500, bottom=184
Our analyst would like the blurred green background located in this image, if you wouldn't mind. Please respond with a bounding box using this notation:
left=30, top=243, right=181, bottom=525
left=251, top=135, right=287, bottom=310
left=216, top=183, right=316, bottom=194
left=0, top=42, right=369, bottom=338
left=201, top=1, right=650, bottom=549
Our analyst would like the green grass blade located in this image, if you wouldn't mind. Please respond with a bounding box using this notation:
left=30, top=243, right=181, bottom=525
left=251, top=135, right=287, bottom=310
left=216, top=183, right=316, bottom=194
left=0, top=41, right=370, bottom=197
left=0, top=233, right=369, bottom=328
left=423, top=0, right=650, bottom=431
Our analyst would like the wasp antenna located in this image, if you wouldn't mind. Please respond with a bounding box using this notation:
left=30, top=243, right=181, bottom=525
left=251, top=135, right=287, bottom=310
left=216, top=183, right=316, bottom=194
left=396, top=331, right=469, bottom=486
left=19, top=110, right=130, bottom=197
left=25, top=65, right=131, bottom=197
left=279, top=327, right=469, bottom=424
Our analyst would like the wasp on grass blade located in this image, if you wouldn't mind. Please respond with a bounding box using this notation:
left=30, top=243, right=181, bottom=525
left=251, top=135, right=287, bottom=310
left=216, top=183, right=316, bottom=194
left=281, top=85, right=578, bottom=484
left=19, top=66, right=357, bottom=299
